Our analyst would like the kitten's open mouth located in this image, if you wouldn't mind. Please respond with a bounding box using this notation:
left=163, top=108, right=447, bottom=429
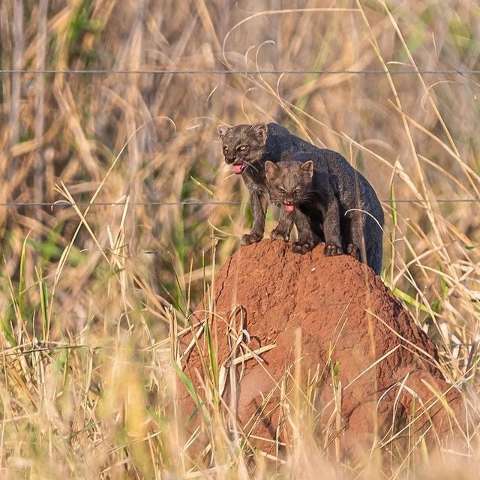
left=232, top=162, right=246, bottom=174
left=283, top=202, right=295, bottom=213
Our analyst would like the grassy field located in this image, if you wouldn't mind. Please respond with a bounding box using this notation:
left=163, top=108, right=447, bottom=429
left=1, top=0, right=480, bottom=477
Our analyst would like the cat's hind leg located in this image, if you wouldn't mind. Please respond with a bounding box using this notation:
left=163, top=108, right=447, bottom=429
left=347, top=209, right=368, bottom=265
left=323, top=198, right=343, bottom=256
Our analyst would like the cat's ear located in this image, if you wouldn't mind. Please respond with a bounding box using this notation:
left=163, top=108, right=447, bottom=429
left=301, top=160, right=314, bottom=177
left=251, top=123, right=267, bottom=145
left=217, top=125, right=229, bottom=138
left=265, top=161, right=278, bottom=179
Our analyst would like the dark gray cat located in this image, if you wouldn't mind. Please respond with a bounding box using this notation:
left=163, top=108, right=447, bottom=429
left=218, top=123, right=291, bottom=245
left=217, top=122, right=384, bottom=274
left=265, top=156, right=384, bottom=274
left=263, top=159, right=322, bottom=254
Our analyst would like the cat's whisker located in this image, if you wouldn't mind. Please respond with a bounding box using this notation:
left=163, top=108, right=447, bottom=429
left=245, top=161, right=260, bottom=173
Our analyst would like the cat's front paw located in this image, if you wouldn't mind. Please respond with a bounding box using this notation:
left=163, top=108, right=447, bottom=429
left=271, top=227, right=290, bottom=242
left=292, top=240, right=316, bottom=254
left=346, top=243, right=360, bottom=260
left=324, top=243, right=343, bottom=256
left=241, top=231, right=263, bottom=245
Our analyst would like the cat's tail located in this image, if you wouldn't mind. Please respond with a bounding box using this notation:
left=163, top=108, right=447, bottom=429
left=365, top=212, right=384, bottom=275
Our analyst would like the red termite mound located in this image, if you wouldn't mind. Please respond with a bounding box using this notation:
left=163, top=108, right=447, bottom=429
left=179, top=240, right=465, bottom=458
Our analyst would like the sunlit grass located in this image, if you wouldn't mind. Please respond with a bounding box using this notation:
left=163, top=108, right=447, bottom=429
left=1, top=0, right=480, bottom=477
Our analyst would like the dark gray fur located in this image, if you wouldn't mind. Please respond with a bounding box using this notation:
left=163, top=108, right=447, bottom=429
left=218, top=122, right=384, bottom=274
left=264, top=160, right=322, bottom=254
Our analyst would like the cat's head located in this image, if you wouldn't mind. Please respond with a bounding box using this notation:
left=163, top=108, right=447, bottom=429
left=265, top=160, right=314, bottom=213
left=217, top=123, right=268, bottom=174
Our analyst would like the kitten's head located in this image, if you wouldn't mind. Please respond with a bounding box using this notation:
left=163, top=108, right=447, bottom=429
left=265, top=160, right=314, bottom=213
left=217, top=123, right=267, bottom=174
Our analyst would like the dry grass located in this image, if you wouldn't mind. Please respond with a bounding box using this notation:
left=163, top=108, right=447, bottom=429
left=1, top=0, right=480, bottom=477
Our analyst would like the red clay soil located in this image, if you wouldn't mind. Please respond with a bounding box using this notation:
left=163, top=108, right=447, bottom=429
left=179, top=240, right=466, bottom=458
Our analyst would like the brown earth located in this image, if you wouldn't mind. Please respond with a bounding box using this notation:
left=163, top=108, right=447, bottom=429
left=179, top=240, right=466, bottom=459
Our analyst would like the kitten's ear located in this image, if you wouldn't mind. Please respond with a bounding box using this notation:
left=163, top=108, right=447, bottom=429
left=217, top=125, right=229, bottom=138
left=265, top=161, right=278, bottom=179
left=251, top=123, right=267, bottom=145
left=301, top=160, right=314, bottom=177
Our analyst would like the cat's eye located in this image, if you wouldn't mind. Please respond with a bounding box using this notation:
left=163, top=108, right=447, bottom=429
left=279, top=187, right=287, bottom=193
left=236, top=145, right=249, bottom=152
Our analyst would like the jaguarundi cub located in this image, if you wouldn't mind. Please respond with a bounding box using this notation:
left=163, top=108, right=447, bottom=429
left=265, top=156, right=384, bottom=274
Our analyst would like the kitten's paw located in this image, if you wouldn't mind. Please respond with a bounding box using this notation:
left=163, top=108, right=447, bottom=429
left=292, top=240, right=316, bottom=254
left=346, top=243, right=360, bottom=260
left=324, top=243, right=343, bottom=256
left=271, top=227, right=290, bottom=242
left=241, top=232, right=263, bottom=245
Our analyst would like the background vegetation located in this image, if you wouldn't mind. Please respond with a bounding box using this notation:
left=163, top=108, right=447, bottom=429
left=0, top=0, right=480, bottom=477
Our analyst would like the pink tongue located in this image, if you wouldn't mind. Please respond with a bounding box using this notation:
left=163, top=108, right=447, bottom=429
left=233, top=164, right=244, bottom=174
left=284, top=204, right=295, bottom=213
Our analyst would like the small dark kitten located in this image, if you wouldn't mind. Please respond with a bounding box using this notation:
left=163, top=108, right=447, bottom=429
left=265, top=160, right=321, bottom=254
left=266, top=153, right=384, bottom=274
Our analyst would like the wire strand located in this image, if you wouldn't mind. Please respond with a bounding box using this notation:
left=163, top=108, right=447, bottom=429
left=1, top=68, right=480, bottom=76
left=0, top=198, right=479, bottom=208
left=0, top=200, right=239, bottom=208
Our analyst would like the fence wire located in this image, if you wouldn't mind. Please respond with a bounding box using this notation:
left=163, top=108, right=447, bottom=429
left=2, top=68, right=480, bottom=76
left=0, top=198, right=479, bottom=209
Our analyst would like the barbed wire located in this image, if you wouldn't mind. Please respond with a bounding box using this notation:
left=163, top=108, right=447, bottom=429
left=0, top=198, right=479, bottom=209
left=0, top=200, right=239, bottom=208
left=2, top=68, right=480, bottom=76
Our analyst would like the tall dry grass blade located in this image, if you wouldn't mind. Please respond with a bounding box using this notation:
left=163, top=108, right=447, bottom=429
left=34, top=0, right=49, bottom=204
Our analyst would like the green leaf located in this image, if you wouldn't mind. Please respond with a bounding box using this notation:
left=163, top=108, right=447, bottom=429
left=173, top=362, right=202, bottom=411
left=392, top=287, right=431, bottom=314
left=389, top=183, right=398, bottom=227
left=36, top=267, right=50, bottom=342
left=18, top=234, right=30, bottom=315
